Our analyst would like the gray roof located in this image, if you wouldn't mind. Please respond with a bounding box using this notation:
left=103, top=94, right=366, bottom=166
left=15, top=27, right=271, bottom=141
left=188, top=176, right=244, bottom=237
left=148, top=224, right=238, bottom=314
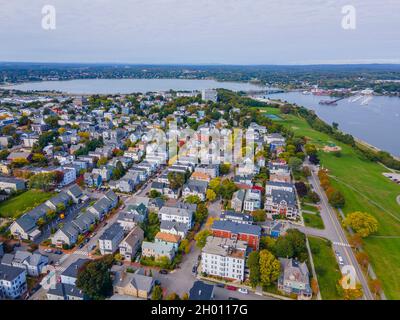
left=212, top=220, right=262, bottom=237
left=26, top=203, right=51, bottom=221
left=0, top=264, right=25, bottom=281
left=47, top=283, right=85, bottom=299
left=271, top=189, right=297, bottom=206
left=61, top=258, right=89, bottom=279
left=189, top=281, right=214, bottom=300
left=66, top=184, right=83, bottom=198
left=183, top=179, right=208, bottom=193
left=99, top=222, right=123, bottom=241
left=47, top=191, right=71, bottom=207
left=160, top=220, right=189, bottom=233
left=130, top=272, right=154, bottom=293
left=59, top=222, right=80, bottom=239
left=14, top=214, right=37, bottom=232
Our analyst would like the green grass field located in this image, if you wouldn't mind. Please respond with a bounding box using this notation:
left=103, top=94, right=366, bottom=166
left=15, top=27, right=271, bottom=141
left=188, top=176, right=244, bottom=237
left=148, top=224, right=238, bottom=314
left=303, top=213, right=325, bottom=229
left=308, top=236, right=343, bottom=300
left=0, top=190, right=55, bottom=219
left=265, top=107, right=400, bottom=299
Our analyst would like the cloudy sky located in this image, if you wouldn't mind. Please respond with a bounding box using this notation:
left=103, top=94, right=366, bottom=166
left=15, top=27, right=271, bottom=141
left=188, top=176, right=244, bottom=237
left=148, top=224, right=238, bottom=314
left=0, top=0, right=399, bottom=64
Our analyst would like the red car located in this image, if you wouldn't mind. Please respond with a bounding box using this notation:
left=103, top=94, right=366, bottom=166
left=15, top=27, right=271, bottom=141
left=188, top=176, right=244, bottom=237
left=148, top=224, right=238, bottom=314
left=226, top=285, right=237, bottom=291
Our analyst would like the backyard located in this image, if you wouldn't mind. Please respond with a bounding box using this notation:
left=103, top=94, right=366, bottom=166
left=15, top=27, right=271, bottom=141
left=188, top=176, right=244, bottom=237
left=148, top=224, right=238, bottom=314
left=0, top=190, right=55, bottom=219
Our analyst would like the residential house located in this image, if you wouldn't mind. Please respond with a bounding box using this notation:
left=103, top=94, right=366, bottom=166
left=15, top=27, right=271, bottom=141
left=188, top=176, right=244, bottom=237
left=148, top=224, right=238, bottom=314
left=46, top=283, right=85, bottom=300
left=243, top=189, right=262, bottom=212
left=182, top=179, right=208, bottom=201
left=194, top=164, right=219, bottom=178
left=158, top=205, right=194, bottom=228
left=154, top=232, right=181, bottom=251
left=92, top=166, right=112, bottom=182
left=98, top=223, right=124, bottom=255
left=189, top=281, right=215, bottom=300
left=0, top=177, right=26, bottom=193
left=265, top=189, right=299, bottom=220
left=51, top=222, right=80, bottom=247
left=84, top=171, right=103, bottom=188
left=60, top=258, right=89, bottom=285
left=278, top=258, right=312, bottom=300
left=201, top=237, right=247, bottom=281
left=113, top=268, right=154, bottom=299
left=6, top=251, right=48, bottom=277
left=0, top=264, right=27, bottom=299
left=159, top=220, right=189, bottom=238
left=118, top=226, right=144, bottom=261
left=65, top=184, right=85, bottom=204
left=141, top=241, right=175, bottom=261
left=10, top=215, right=41, bottom=241
left=231, top=189, right=246, bottom=212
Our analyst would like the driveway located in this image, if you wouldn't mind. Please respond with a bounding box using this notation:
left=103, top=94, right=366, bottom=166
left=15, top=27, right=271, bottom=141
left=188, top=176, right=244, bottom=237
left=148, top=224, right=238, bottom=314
left=154, top=242, right=201, bottom=297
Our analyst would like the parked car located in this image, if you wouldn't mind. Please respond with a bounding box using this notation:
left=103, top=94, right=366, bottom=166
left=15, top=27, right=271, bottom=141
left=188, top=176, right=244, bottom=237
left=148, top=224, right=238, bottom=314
left=54, top=250, right=62, bottom=255
left=197, top=254, right=202, bottom=261
left=79, top=243, right=84, bottom=249
left=159, top=269, right=168, bottom=275
left=238, top=288, right=248, bottom=294
left=338, top=256, right=344, bottom=265
left=155, top=280, right=161, bottom=286
left=216, top=283, right=225, bottom=288
left=226, top=285, right=237, bottom=291
left=44, top=249, right=53, bottom=253
left=192, top=266, right=197, bottom=274
left=228, top=297, right=239, bottom=300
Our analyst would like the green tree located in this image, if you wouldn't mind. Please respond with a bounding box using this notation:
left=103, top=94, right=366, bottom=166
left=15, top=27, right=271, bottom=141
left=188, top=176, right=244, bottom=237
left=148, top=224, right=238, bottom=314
left=194, top=203, right=208, bottom=224
left=149, top=190, right=161, bottom=198
left=252, top=209, right=266, bottom=222
left=259, top=250, right=281, bottom=287
left=194, top=230, right=211, bottom=249
left=247, top=251, right=260, bottom=287
left=343, top=212, right=378, bottom=238
left=152, top=285, right=163, bottom=300
left=328, top=190, right=345, bottom=208
left=76, top=257, right=113, bottom=300
left=167, top=172, right=185, bottom=190
left=219, top=163, right=231, bottom=175
left=206, top=189, right=217, bottom=202
left=185, top=195, right=201, bottom=204
left=288, top=157, right=303, bottom=172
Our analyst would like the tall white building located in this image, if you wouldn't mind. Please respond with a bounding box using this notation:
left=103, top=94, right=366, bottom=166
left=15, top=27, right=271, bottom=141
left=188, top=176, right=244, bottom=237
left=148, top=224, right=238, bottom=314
left=201, top=237, right=247, bottom=281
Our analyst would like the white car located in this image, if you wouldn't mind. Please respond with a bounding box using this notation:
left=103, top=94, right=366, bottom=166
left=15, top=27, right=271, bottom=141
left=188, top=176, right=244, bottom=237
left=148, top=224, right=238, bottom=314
left=338, top=256, right=344, bottom=265
left=238, top=288, right=248, bottom=294
left=44, top=249, right=53, bottom=253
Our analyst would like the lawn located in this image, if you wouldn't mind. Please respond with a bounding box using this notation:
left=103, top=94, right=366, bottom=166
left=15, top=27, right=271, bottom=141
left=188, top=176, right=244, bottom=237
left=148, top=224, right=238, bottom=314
left=302, top=204, right=319, bottom=213
left=267, top=107, right=400, bottom=299
left=0, top=190, right=55, bottom=219
left=303, top=213, right=325, bottom=229
left=308, top=236, right=343, bottom=300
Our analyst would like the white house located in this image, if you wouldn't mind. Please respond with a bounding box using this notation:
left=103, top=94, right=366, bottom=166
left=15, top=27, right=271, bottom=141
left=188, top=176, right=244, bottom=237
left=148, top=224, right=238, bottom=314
left=98, top=223, right=124, bottom=255
left=201, top=237, right=247, bottom=281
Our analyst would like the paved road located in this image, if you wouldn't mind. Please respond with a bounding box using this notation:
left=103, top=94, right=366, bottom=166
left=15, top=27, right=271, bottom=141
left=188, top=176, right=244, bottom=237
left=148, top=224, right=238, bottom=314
left=308, top=166, right=374, bottom=300
left=213, top=287, right=276, bottom=300
left=154, top=242, right=200, bottom=296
